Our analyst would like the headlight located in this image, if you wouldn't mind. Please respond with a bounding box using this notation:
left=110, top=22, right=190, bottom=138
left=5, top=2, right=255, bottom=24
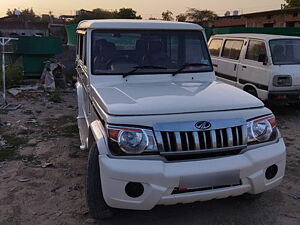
left=247, top=115, right=277, bottom=144
left=107, top=125, right=158, bottom=155
left=273, top=75, right=292, bottom=87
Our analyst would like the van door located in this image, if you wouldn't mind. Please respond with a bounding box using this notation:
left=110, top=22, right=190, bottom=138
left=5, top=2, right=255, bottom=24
left=208, top=37, right=223, bottom=73
left=214, top=39, right=244, bottom=86
left=237, top=39, right=271, bottom=100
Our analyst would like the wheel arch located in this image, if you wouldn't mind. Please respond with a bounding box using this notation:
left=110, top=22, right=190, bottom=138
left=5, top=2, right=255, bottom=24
left=243, top=84, right=258, bottom=96
left=243, top=84, right=257, bottom=92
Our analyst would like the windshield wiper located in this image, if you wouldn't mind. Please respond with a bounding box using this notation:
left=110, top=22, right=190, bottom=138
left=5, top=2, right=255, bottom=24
left=172, top=63, right=210, bottom=76
left=123, top=65, right=167, bottom=78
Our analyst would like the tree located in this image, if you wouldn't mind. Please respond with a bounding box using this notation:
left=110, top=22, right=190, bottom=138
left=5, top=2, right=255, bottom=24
left=69, top=8, right=142, bottom=23
left=185, top=8, right=217, bottom=24
left=116, top=8, right=142, bottom=19
left=283, top=0, right=300, bottom=8
left=176, top=13, right=187, bottom=22
left=6, top=8, right=14, bottom=16
left=162, top=10, right=174, bottom=21
left=6, top=8, right=41, bottom=22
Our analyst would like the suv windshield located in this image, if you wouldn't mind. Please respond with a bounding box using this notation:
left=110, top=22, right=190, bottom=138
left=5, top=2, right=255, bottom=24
left=270, top=39, right=300, bottom=65
left=91, top=30, right=212, bottom=75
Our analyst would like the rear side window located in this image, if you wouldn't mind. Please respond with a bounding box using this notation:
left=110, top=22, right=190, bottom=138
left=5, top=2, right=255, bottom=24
left=221, top=39, right=244, bottom=60
left=79, top=35, right=84, bottom=60
left=76, top=35, right=80, bottom=56
left=246, top=40, right=267, bottom=61
left=208, top=39, right=223, bottom=56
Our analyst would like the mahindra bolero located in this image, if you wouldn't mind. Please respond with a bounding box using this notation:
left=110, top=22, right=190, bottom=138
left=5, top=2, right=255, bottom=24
left=76, top=20, right=286, bottom=219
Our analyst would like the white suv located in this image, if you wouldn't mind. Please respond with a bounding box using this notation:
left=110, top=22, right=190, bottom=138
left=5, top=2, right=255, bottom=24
left=76, top=20, right=286, bottom=219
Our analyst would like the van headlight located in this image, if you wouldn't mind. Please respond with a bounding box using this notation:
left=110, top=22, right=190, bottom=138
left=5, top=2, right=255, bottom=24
left=273, top=75, right=292, bottom=87
left=107, top=125, right=158, bottom=155
left=247, top=115, right=277, bottom=144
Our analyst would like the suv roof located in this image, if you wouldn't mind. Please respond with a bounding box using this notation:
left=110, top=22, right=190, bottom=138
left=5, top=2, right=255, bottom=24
left=211, top=33, right=300, bottom=41
left=77, top=19, right=203, bottom=31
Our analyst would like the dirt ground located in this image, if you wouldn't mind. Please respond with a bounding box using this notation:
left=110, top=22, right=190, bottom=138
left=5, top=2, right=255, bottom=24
left=0, top=89, right=299, bottom=225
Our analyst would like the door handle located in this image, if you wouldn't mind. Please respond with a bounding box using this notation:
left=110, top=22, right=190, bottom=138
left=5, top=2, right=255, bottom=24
left=213, top=64, right=218, bottom=68
left=234, top=64, right=237, bottom=71
left=242, top=65, right=247, bottom=69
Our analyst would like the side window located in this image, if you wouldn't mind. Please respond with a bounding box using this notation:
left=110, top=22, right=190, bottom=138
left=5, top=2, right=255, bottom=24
left=245, top=40, right=267, bottom=62
left=221, top=39, right=244, bottom=60
left=208, top=39, right=223, bottom=56
left=79, top=34, right=84, bottom=61
left=83, top=34, right=87, bottom=65
left=76, top=35, right=80, bottom=56
left=185, top=33, right=210, bottom=64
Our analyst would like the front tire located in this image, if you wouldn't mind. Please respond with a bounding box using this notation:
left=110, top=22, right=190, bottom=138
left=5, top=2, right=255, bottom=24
left=86, top=142, right=113, bottom=219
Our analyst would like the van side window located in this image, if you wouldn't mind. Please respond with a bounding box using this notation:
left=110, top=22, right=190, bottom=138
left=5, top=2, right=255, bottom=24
left=221, top=40, right=244, bottom=60
left=245, top=40, right=267, bottom=62
left=208, top=39, right=223, bottom=56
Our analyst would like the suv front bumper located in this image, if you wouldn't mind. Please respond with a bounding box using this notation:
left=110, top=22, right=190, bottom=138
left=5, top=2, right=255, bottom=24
left=268, top=91, right=300, bottom=103
left=99, top=138, right=286, bottom=210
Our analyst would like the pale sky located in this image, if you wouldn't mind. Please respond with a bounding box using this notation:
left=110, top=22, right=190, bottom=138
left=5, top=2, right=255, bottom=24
left=0, top=0, right=285, bottom=18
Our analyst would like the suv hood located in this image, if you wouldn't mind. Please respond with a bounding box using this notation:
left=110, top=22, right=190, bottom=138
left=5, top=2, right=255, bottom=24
left=92, top=81, right=263, bottom=116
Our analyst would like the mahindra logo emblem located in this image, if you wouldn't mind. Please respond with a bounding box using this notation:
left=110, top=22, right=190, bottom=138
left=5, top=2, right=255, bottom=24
left=195, top=121, right=211, bottom=130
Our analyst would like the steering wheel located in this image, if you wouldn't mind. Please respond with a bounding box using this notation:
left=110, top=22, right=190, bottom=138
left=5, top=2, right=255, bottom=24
left=106, top=56, right=137, bottom=69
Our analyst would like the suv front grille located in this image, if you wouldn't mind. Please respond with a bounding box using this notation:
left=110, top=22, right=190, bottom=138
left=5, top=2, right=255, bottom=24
left=154, top=119, right=247, bottom=157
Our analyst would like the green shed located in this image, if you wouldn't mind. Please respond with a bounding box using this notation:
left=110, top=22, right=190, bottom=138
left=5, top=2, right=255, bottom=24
left=65, top=24, right=78, bottom=46
left=16, top=36, right=63, bottom=77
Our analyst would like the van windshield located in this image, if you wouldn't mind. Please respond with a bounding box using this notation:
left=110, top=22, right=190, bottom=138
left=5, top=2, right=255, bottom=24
left=91, top=30, right=212, bottom=75
left=270, top=39, right=300, bottom=65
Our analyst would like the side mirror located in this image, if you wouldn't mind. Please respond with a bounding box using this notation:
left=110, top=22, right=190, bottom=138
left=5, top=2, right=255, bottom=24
left=258, top=54, right=268, bottom=65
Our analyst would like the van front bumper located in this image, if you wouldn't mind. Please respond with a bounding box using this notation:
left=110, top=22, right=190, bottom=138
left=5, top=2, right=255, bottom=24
left=268, top=91, right=300, bottom=103
left=99, top=138, right=286, bottom=210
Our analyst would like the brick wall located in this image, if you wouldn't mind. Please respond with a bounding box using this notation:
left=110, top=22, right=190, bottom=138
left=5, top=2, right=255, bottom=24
left=213, top=8, right=300, bottom=28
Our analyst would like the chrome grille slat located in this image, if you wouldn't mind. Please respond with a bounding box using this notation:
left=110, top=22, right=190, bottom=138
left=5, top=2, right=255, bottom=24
left=166, top=132, right=172, bottom=151
left=210, top=130, right=217, bottom=149
left=155, top=131, right=165, bottom=151
left=202, top=131, right=207, bottom=149
left=184, top=132, right=189, bottom=150
left=175, top=132, right=182, bottom=151
left=226, top=128, right=233, bottom=147
left=193, top=132, right=200, bottom=150
left=154, top=119, right=247, bottom=157
left=186, top=132, right=194, bottom=150
left=219, top=129, right=224, bottom=148
left=234, top=127, right=240, bottom=145
left=242, top=125, right=247, bottom=145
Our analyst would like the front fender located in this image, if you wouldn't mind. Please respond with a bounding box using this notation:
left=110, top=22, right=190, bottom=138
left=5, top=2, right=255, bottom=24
left=89, top=120, right=108, bottom=155
left=76, top=81, right=84, bottom=119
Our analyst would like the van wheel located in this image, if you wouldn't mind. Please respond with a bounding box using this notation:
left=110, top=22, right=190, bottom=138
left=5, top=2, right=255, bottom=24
left=245, top=87, right=258, bottom=97
left=86, top=142, right=113, bottom=219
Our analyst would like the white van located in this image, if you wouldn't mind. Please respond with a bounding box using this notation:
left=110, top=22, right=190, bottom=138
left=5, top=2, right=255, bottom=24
left=208, top=33, right=300, bottom=103
left=76, top=20, right=286, bottom=219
